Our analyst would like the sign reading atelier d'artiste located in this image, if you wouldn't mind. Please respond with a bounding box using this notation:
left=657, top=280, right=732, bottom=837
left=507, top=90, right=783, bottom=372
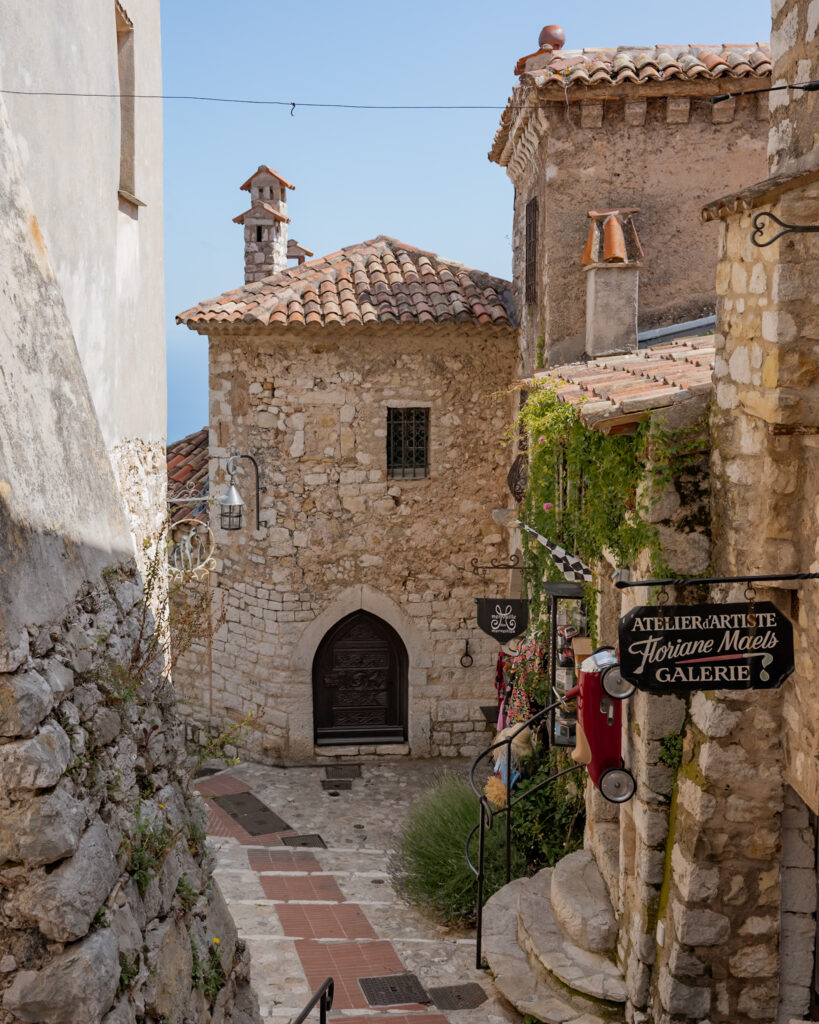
left=618, top=602, right=794, bottom=694
left=476, top=599, right=529, bottom=644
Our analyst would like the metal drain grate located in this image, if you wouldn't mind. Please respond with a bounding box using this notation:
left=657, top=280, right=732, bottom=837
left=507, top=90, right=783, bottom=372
left=321, top=778, right=352, bottom=791
left=359, top=974, right=430, bottom=1007
left=281, top=834, right=327, bottom=849
left=211, top=793, right=291, bottom=836
left=428, top=983, right=488, bottom=1010
left=324, top=764, right=362, bottom=780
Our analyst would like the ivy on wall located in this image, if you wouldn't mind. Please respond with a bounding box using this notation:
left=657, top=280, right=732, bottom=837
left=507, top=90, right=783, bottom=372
left=517, top=386, right=655, bottom=621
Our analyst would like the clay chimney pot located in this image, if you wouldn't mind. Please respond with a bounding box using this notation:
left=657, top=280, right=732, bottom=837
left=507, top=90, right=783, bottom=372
left=603, top=215, right=627, bottom=263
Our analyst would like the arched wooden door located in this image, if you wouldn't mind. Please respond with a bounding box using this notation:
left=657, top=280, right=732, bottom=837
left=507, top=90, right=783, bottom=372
left=312, top=611, right=408, bottom=746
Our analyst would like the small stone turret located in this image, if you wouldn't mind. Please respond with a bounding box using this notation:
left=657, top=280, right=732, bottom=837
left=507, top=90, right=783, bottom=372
left=233, top=165, right=295, bottom=283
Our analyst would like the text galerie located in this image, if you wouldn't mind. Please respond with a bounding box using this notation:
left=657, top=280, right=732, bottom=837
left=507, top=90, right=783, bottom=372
left=625, top=609, right=779, bottom=684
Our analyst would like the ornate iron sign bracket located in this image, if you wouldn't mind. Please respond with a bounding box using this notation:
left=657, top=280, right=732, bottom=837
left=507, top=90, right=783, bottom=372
left=751, top=211, right=819, bottom=248
left=470, top=553, right=522, bottom=581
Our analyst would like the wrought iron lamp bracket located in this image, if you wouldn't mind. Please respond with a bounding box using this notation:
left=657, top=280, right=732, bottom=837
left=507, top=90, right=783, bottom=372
left=751, top=210, right=819, bottom=248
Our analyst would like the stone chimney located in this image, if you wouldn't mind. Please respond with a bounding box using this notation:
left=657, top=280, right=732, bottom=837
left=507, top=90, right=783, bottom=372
left=233, top=165, right=295, bottom=283
left=582, top=209, right=643, bottom=357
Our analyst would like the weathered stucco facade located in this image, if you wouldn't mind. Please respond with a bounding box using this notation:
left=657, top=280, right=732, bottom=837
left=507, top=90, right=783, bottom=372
left=0, top=6, right=260, bottom=1022
left=0, top=0, right=167, bottom=553
left=177, top=233, right=519, bottom=761
left=490, top=38, right=770, bottom=374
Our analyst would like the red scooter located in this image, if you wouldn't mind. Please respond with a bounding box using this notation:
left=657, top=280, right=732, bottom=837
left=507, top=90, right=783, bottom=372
left=564, top=646, right=636, bottom=803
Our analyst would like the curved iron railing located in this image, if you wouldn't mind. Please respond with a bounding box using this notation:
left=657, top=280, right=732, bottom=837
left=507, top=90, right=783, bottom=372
left=292, top=977, right=334, bottom=1023
left=465, top=701, right=584, bottom=969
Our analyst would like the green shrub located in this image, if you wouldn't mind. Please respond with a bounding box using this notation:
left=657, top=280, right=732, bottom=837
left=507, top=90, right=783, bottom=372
left=389, top=773, right=527, bottom=927
left=511, top=749, right=585, bottom=869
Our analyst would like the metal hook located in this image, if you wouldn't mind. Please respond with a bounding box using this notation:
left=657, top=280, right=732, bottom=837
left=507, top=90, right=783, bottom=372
left=460, top=639, right=474, bottom=668
left=290, top=101, right=296, bottom=117
left=744, top=584, right=757, bottom=603
left=657, top=588, right=670, bottom=606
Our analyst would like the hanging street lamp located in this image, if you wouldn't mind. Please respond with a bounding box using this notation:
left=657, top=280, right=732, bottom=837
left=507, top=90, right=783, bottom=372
left=218, top=454, right=267, bottom=531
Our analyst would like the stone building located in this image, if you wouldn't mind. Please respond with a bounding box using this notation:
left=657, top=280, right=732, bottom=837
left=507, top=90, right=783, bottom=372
left=0, top=5, right=259, bottom=1022
left=480, top=20, right=819, bottom=1024
left=490, top=33, right=770, bottom=374
left=175, top=179, right=519, bottom=761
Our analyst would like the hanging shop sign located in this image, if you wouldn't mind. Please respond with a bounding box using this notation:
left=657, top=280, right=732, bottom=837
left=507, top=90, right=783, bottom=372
left=617, top=601, right=794, bottom=695
left=475, top=598, right=529, bottom=643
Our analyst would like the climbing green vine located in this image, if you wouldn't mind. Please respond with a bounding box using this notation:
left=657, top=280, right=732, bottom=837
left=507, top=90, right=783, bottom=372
left=517, top=386, right=654, bottom=620
left=516, top=384, right=710, bottom=620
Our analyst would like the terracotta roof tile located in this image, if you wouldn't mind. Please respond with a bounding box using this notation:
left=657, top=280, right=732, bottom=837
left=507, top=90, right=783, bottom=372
left=177, top=236, right=515, bottom=331
left=514, top=42, right=770, bottom=85
left=527, top=336, right=715, bottom=432
left=493, top=42, right=771, bottom=163
left=166, top=427, right=208, bottom=524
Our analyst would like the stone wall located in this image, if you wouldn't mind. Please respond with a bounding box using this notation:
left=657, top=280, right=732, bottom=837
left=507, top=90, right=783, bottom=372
left=173, top=322, right=519, bottom=761
left=0, top=74, right=258, bottom=1024
left=501, top=89, right=767, bottom=374
left=769, top=0, right=819, bottom=176
left=0, top=567, right=260, bottom=1024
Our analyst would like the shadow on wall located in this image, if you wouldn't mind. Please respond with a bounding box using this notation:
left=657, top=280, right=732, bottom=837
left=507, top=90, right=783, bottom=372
left=0, top=520, right=261, bottom=1024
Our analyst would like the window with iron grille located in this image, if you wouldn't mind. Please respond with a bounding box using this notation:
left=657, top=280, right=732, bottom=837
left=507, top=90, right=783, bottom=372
left=387, top=408, right=429, bottom=479
left=525, top=197, right=538, bottom=306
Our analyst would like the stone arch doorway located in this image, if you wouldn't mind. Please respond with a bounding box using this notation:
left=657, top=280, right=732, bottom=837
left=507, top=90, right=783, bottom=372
left=312, top=610, right=408, bottom=746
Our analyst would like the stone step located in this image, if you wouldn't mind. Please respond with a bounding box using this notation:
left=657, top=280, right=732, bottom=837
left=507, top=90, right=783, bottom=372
left=551, top=850, right=618, bottom=954
left=517, top=868, right=626, bottom=1004
left=482, top=879, right=619, bottom=1024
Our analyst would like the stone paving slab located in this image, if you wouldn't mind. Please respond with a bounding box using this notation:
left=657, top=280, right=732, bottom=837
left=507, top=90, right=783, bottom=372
left=199, top=759, right=521, bottom=1024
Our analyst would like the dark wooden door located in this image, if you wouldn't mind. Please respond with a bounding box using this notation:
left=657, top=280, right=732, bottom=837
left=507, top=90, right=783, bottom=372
left=312, top=611, right=408, bottom=746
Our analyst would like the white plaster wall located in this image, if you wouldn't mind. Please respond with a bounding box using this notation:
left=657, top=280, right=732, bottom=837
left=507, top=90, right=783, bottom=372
left=0, top=0, right=165, bottom=448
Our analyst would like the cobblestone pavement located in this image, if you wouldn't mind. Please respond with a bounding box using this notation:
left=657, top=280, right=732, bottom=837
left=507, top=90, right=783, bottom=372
left=195, top=758, right=521, bottom=1024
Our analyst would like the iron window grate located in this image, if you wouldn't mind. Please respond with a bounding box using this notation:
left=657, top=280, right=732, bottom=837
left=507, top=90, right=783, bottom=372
left=387, top=408, right=429, bottom=479
left=321, top=779, right=352, bottom=791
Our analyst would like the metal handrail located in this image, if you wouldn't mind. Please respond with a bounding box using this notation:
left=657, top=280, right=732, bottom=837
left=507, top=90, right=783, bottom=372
left=465, top=700, right=584, bottom=968
left=291, top=977, right=334, bottom=1024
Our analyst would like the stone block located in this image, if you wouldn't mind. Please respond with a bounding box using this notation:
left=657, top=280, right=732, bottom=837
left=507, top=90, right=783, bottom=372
left=3, top=784, right=86, bottom=866
left=671, top=900, right=730, bottom=946
left=671, top=845, right=719, bottom=902
left=143, top=918, right=194, bottom=1022
left=43, top=660, right=74, bottom=699
left=689, top=692, right=741, bottom=738
left=2, top=929, right=119, bottom=1023
left=676, top=778, right=716, bottom=824
left=729, top=943, right=778, bottom=977
left=657, top=969, right=710, bottom=1017
left=668, top=941, right=705, bottom=977
left=0, top=720, right=70, bottom=792
left=0, top=669, right=54, bottom=737
left=781, top=867, right=818, bottom=913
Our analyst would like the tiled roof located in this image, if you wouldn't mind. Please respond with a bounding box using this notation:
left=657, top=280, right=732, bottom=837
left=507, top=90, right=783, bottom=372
left=240, top=165, right=295, bottom=191
left=528, top=336, right=715, bottom=433
left=167, top=427, right=208, bottom=524
left=513, top=43, right=771, bottom=85
left=177, top=236, right=515, bottom=331
left=233, top=201, right=290, bottom=225
left=701, top=166, right=819, bottom=222
left=491, top=43, right=771, bottom=163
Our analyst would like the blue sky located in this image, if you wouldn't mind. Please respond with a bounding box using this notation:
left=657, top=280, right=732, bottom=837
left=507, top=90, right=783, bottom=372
left=163, top=0, right=772, bottom=442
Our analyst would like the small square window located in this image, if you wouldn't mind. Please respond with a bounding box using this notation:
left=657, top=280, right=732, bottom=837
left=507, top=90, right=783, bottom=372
left=387, top=408, right=429, bottom=479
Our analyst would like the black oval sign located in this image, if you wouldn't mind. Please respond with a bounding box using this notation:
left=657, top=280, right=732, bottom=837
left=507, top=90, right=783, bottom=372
left=617, top=601, right=794, bottom=694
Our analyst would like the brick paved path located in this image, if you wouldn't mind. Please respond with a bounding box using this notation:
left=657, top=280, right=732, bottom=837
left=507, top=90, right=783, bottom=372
left=196, top=760, right=520, bottom=1024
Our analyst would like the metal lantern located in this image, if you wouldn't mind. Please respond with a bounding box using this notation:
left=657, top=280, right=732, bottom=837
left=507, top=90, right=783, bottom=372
left=219, top=479, right=244, bottom=530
